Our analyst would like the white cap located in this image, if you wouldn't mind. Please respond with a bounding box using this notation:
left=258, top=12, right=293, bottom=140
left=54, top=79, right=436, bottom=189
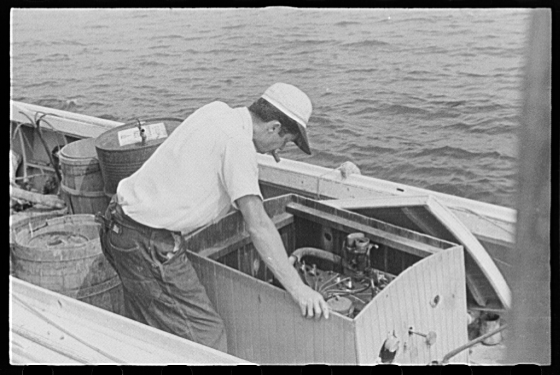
left=261, top=83, right=312, bottom=154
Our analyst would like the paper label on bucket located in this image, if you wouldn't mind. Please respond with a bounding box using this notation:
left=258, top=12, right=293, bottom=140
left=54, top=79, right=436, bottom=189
left=117, top=123, right=168, bottom=146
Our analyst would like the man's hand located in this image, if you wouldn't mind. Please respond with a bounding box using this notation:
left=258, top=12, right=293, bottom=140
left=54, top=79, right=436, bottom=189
left=292, top=284, right=330, bottom=320
left=236, top=195, right=330, bottom=320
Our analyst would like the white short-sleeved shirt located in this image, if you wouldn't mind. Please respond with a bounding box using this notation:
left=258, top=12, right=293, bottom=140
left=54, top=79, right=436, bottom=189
left=116, top=101, right=263, bottom=234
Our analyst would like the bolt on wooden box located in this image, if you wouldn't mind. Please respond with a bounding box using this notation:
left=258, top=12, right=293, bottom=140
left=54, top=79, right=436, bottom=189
left=185, top=194, right=468, bottom=365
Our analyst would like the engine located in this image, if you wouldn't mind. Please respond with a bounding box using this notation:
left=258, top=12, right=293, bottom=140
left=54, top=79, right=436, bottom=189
left=289, top=232, right=395, bottom=318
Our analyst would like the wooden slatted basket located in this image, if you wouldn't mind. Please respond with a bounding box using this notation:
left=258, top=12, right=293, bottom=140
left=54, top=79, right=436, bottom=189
left=12, top=214, right=124, bottom=315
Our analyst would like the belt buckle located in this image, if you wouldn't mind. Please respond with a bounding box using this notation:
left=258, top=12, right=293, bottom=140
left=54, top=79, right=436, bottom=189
left=111, top=223, right=122, bottom=234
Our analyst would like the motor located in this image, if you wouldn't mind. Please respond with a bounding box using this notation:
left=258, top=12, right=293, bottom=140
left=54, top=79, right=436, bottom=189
left=341, top=232, right=377, bottom=277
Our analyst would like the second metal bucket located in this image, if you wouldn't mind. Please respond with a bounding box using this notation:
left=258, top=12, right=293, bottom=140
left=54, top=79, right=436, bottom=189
left=59, top=138, right=109, bottom=215
left=94, top=117, right=183, bottom=196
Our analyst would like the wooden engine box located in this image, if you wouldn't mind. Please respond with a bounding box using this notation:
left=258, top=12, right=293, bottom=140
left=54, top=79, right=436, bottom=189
left=185, top=194, right=468, bottom=365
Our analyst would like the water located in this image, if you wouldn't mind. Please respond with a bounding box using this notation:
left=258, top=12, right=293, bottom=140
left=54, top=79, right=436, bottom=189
left=10, top=8, right=531, bottom=208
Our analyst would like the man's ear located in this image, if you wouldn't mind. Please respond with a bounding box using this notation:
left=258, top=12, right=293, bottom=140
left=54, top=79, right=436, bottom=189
left=267, top=120, right=281, bottom=133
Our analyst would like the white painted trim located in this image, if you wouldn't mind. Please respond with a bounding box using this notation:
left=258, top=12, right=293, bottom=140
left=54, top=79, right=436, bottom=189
left=11, top=101, right=123, bottom=139
left=11, top=100, right=123, bottom=128
left=257, top=155, right=516, bottom=224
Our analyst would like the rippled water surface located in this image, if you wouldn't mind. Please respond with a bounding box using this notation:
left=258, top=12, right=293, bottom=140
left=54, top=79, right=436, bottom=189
left=11, top=8, right=531, bottom=208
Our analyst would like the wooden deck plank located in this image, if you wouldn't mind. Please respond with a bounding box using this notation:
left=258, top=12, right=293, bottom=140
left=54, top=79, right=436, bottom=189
left=353, top=308, right=367, bottom=363
left=213, top=260, right=237, bottom=358
left=292, top=295, right=307, bottom=364
left=437, top=250, right=450, bottom=362
left=13, top=303, right=183, bottom=364
left=449, top=248, right=467, bottom=363
left=367, top=296, right=382, bottom=364
left=439, top=249, right=458, bottom=363
left=343, top=319, right=358, bottom=365
left=448, top=252, right=468, bottom=363
left=225, top=265, right=253, bottom=361
left=407, top=263, right=425, bottom=364
left=11, top=307, right=107, bottom=364
left=11, top=330, right=84, bottom=364
left=448, top=249, right=464, bottom=363
left=387, top=277, right=402, bottom=363
left=272, top=290, right=297, bottom=364
left=258, top=279, right=274, bottom=364
left=359, top=288, right=385, bottom=364
left=247, top=276, right=264, bottom=363
left=426, top=252, right=443, bottom=362
left=325, top=311, right=339, bottom=364
left=238, top=266, right=259, bottom=362
left=372, top=295, right=385, bottom=364
left=10, top=276, right=247, bottom=364
left=299, top=306, right=316, bottom=363
left=420, top=254, right=437, bottom=363
left=226, top=260, right=239, bottom=357
left=393, top=271, right=408, bottom=364
left=395, top=262, right=413, bottom=363
left=312, top=311, right=324, bottom=363
left=415, top=259, right=432, bottom=363
left=451, top=248, right=468, bottom=364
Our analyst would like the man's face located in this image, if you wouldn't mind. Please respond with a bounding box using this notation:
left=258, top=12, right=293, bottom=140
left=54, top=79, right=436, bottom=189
left=254, top=122, right=298, bottom=155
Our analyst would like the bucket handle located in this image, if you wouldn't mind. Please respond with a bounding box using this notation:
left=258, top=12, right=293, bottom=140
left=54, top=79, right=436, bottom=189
left=120, top=117, right=185, bottom=127
left=25, top=214, right=97, bottom=234
left=120, top=117, right=184, bottom=146
left=27, top=219, right=51, bottom=233
left=25, top=215, right=63, bottom=233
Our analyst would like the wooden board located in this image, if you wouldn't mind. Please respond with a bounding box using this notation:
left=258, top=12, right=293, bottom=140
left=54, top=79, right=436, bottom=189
left=188, top=249, right=358, bottom=365
left=354, top=246, right=468, bottom=364
left=10, top=276, right=249, bottom=365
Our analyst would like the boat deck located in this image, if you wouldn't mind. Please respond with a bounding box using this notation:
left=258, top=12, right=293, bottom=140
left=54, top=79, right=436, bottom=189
left=10, top=276, right=250, bottom=365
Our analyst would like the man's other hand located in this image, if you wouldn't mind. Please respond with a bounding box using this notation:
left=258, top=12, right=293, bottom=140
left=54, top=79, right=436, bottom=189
left=292, top=284, right=330, bottom=320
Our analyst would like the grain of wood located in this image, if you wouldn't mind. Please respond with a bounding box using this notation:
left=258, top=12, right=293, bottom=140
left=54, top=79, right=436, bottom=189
left=11, top=277, right=246, bottom=364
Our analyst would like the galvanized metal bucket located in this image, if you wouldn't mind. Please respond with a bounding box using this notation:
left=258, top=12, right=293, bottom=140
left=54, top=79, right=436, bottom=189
left=94, top=117, right=183, bottom=196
